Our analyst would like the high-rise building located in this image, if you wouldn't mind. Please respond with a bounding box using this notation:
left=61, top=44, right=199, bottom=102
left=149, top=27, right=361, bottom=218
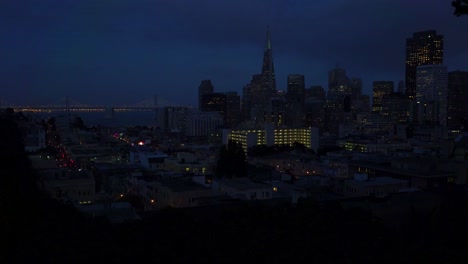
left=305, top=86, right=326, bottom=99
left=328, top=68, right=351, bottom=100
left=323, top=100, right=344, bottom=135
left=304, top=86, right=326, bottom=131
left=286, top=74, right=305, bottom=127
left=249, top=27, right=277, bottom=125
left=405, top=30, right=444, bottom=100
left=225, top=91, right=241, bottom=128
left=201, top=92, right=227, bottom=114
left=159, top=106, right=189, bottom=133
left=261, top=28, right=276, bottom=93
left=185, top=110, right=224, bottom=137
left=350, top=78, right=363, bottom=99
left=397, top=80, right=405, bottom=94
left=372, top=81, right=394, bottom=112
left=448, top=71, right=468, bottom=130
left=381, top=92, right=410, bottom=124
left=198, top=80, right=214, bottom=109
left=241, top=84, right=253, bottom=122
left=416, top=65, right=448, bottom=126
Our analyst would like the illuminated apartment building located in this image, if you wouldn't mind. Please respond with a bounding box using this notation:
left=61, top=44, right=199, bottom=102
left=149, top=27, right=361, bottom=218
left=225, top=125, right=318, bottom=153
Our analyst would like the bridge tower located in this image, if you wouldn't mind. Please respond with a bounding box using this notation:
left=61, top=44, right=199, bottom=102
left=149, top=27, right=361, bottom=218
left=154, top=95, right=159, bottom=127
left=65, top=96, right=70, bottom=112
left=105, top=107, right=114, bottom=119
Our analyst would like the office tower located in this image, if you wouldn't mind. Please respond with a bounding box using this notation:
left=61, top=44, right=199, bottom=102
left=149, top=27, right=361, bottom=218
left=248, top=27, right=277, bottom=125
left=416, top=65, right=448, bottom=126
left=343, top=95, right=351, bottom=113
left=241, top=84, right=253, bottom=122
left=286, top=74, right=305, bottom=127
left=304, top=98, right=325, bottom=131
left=323, top=100, right=344, bottom=135
left=381, top=93, right=410, bottom=123
left=397, top=80, right=405, bottom=94
left=201, top=92, right=227, bottom=113
left=270, top=97, right=286, bottom=128
left=303, top=86, right=326, bottom=131
left=198, top=80, right=214, bottom=109
left=353, top=95, right=371, bottom=113
left=225, top=91, right=241, bottom=128
left=185, top=110, right=223, bottom=137
left=350, top=78, right=363, bottom=99
left=306, top=86, right=326, bottom=99
left=200, top=92, right=228, bottom=129
left=448, top=71, right=468, bottom=129
left=372, top=81, right=394, bottom=112
left=405, top=30, right=444, bottom=100
left=328, top=68, right=351, bottom=100
left=159, top=106, right=189, bottom=133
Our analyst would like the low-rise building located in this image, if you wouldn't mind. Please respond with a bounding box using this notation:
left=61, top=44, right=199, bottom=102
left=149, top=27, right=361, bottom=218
left=153, top=176, right=213, bottom=209
left=23, top=125, right=46, bottom=153
left=344, top=140, right=411, bottom=153
left=212, top=177, right=272, bottom=200
left=334, top=174, right=407, bottom=198
left=129, top=146, right=169, bottom=170
left=78, top=202, right=140, bottom=224
left=40, top=168, right=96, bottom=204
left=164, top=152, right=210, bottom=174
left=68, top=144, right=117, bottom=169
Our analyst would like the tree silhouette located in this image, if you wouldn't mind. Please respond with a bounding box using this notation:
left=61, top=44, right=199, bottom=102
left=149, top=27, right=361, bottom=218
left=452, top=0, right=468, bottom=16
left=216, top=140, right=247, bottom=178
left=71, top=116, right=85, bottom=129
left=0, top=118, right=38, bottom=210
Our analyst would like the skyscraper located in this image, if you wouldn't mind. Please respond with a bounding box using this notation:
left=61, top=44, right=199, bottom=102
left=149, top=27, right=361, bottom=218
left=328, top=68, right=351, bottom=100
left=381, top=93, right=410, bottom=124
left=350, top=78, right=363, bottom=99
left=286, top=74, right=305, bottom=127
left=261, top=27, right=276, bottom=92
left=372, top=81, right=394, bottom=112
left=241, top=83, right=253, bottom=122
left=225, top=92, right=241, bottom=128
left=397, top=80, right=405, bottom=94
left=198, top=80, right=214, bottom=109
left=248, top=27, right=277, bottom=125
left=200, top=92, right=227, bottom=115
left=416, top=65, right=448, bottom=126
left=405, top=30, right=444, bottom=100
left=448, top=71, right=468, bottom=129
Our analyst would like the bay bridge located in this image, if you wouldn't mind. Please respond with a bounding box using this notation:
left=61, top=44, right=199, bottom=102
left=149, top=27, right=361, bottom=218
left=2, top=96, right=189, bottom=114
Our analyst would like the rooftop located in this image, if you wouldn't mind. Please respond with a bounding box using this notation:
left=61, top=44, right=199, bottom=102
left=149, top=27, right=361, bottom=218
left=345, top=176, right=407, bottom=186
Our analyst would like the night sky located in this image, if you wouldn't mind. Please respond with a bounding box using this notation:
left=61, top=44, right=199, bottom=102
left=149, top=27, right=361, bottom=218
left=1, top=0, right=468, bottom=107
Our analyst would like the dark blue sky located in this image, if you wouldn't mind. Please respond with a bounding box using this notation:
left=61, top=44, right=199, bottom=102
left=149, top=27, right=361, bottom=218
left=1, top=0, right=468, bottom=107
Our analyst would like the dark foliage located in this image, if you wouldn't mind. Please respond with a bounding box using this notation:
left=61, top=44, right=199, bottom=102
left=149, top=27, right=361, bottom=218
left=71, top=116, right=85, bottom=129
left=453, top=0, right=468, bottom=16
left=216, top=140, right=247, bottom=178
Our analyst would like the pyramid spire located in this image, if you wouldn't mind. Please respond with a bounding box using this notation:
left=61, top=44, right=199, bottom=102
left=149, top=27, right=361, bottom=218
left=266, top=26, right=272, bottom=50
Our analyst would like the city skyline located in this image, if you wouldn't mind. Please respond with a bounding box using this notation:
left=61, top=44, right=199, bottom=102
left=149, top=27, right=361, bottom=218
left=1, top=0, right=468, bottom=106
